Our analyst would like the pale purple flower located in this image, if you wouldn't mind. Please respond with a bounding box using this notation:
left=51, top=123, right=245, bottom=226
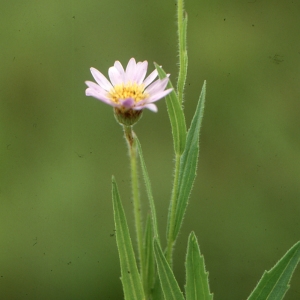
left=85, top=58, right=173, bottom=113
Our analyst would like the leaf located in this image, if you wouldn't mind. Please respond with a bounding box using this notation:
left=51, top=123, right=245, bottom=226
left=185, top=232, right=213, bottom=300
left=153, top=239, right=185, bottom=300
left=154, top=63, right=187, bottom=155
left=143, top=215, right=156, bottom=298
left=111, top=177, right=145, bottom=300
left=173, top=81, right=206, bottom=241
left=151, top=274, right=165, bottom=300
left=247, top=241, right=300, bottom=300
left=136, top=137, right=160, bottom=241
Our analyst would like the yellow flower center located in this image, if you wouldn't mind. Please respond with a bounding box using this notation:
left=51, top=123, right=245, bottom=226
left=108, top=82, right=148, bottom=104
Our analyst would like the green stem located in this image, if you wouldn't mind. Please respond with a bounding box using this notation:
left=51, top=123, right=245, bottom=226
left=177, top=0, right=184, bottom=50
left=165, top=0, right=186, bottom=267
left=166, top=153, right=181, bottom=265
left=177, top=0, right=185, bottom=104
left=123, top=126, right=145, bottom=282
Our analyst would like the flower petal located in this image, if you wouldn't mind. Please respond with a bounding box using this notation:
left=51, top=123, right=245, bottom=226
left=85, top=80, right=102, bottom=91
left=145, top=77, right=169, bottom=95
left=134, top=103, right=158, bottom=112
left=147, top=88, right=173, bottom=103
left=120, top=98, right=135, bottom=109
left=134, top=61, right=148, bottom=84
left=85, top=80, right=111, bottom=99
left=90, top=68, right=113, bottom=91
left=143, top=68, right=158, bottom=88
left=114, top=60, right=125, bottom=76
left=125, top=58, right=137, bottom=83
left=85, top=88, right=116, bottom=106
left=143, top=103, right=158, bottom=112
left=109, top=66, right=123, bottom=86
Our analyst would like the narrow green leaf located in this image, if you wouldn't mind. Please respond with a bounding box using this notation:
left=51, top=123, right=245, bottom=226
left=112, top=177, right=145, bottom=300
left=143, top=215, right=156, bottom=298
left=154, top=63, right=187, bottom=155
left=151, top=274, right=165, bottom=300
left=173, top=81, right=206, bottom=240
left=247, top=241, right=300, bottom=300
left=136, top=137, right=160, bottom=242
left=185, top=232, right=213, bottom=300
left=153, top=239, right=185, bottom=300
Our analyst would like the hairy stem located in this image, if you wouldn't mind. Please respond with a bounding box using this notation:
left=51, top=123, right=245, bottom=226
left=123, top=126, right=145, bottom=283
left=177, top=0, right=186, bottom=104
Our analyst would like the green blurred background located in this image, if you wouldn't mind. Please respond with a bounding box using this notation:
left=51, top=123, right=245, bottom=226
left=1, top=0, right=299, bottom=299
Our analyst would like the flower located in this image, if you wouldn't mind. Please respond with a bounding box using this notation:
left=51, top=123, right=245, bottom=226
left=85, top=58, right=173, bottom=113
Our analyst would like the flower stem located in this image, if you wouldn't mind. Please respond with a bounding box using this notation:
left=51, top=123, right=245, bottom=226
left=123, top=125, right=144, bottom=279
left=166, top=153, right=181, bottom=265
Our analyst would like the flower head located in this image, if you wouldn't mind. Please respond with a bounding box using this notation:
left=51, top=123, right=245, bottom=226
left=85, top=58, right=173, bottom=115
